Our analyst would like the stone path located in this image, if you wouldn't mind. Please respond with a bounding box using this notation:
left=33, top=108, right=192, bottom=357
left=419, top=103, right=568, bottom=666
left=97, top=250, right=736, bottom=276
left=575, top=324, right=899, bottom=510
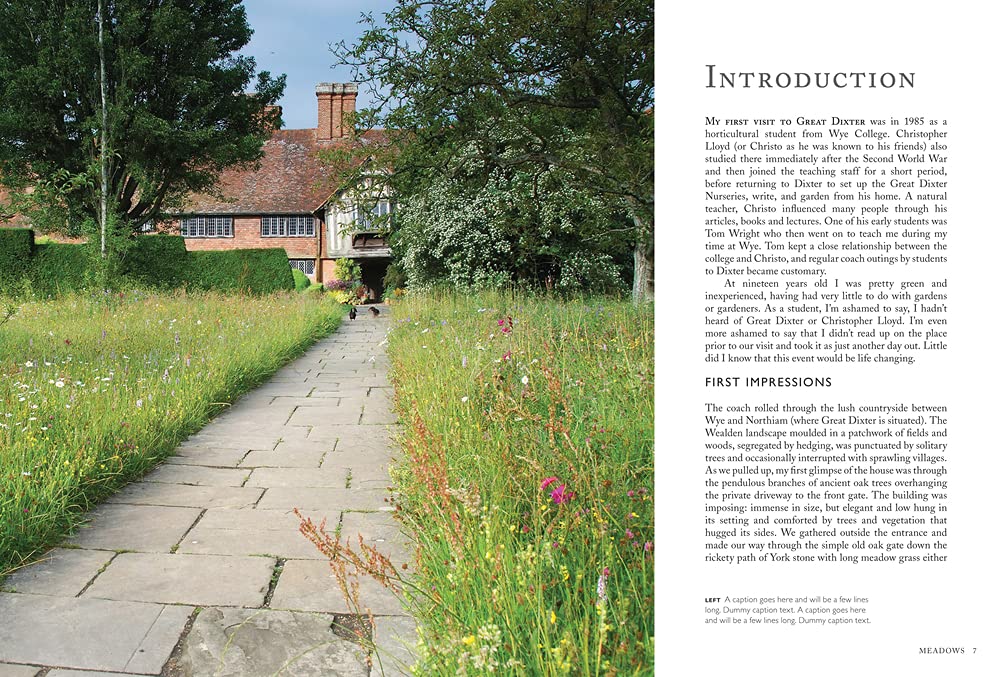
left=0, top=310, right=416, bottom=677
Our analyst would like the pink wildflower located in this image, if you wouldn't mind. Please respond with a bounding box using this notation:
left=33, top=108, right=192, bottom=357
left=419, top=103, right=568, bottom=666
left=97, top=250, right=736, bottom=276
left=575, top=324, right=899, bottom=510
left=625, top=529, right=635, bottom=539
left=540, top=476, right=559, bottom=491
left=501, top=350, right=512, bottom=361
left=550, top=484, right=574, bottom=504
left=644, top=541, right=653, bottom=552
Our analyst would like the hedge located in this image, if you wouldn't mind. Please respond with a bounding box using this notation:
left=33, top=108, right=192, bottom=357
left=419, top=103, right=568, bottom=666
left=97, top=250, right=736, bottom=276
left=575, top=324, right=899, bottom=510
left=0, top=230, right=296, bottom=296
left=28, top=243, right=90, bottom=297
left=0, top=228, right=33, bottom=292
left=186, top=249, right=294, bottom=294
left=121, top=235, right=189, bottom=289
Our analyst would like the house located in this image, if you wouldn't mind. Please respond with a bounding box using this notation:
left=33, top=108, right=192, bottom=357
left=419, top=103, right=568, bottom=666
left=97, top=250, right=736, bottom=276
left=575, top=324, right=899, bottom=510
left=166, top=83, right=393, bottom=297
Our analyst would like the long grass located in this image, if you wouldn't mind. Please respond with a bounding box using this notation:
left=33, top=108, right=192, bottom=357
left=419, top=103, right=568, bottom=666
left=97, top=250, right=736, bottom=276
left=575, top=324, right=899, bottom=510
left=0, top=290, right=344, bottom=573
left=383, top=290, right=654, bottom=675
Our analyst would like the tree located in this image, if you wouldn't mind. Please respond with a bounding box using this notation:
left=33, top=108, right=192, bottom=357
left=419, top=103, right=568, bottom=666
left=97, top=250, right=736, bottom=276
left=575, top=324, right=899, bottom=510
left=335, top=0, right=653, bottom=300
left=0, top=0, right=284, bottom=235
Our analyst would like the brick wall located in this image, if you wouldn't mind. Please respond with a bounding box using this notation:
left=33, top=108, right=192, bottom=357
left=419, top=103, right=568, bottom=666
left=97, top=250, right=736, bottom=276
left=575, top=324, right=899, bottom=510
left=165, top=216, right=319, bottom=258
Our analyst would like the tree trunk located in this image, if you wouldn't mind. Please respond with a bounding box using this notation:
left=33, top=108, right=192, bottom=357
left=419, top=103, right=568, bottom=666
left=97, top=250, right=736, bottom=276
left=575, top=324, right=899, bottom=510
left=632, top=239, right=653, bottom=304
left=628, top=202, right=653, bottom=304
left=98, top=0, right=108, bottom=258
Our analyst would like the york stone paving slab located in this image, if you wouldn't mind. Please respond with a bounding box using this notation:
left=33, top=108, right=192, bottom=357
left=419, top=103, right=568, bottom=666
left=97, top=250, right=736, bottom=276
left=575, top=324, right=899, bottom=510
left=256, top=487, right=393, bottom=512
left=141, top=464, right=250, bottom=487
left=0, top=594, right=191, bottom=674
left=164, top=446, right=250, bottom=467
left=0, top=548, right=112, bottom=597
left=240, top=447, right=327, bottom=468
left=372, top=615, right=418, bottom=677
left=84, top=552, right=274, bottom=607
left=246, top=467, right=350, bottom=489
left=287, top=406, right=363, bottom=427
left=176, top=509, right=339, bottom=560
left=0, top=664, right=41, bottom=677
left=66, top=504, right=202, bottom=552
left=170, top=608, right=368, bottom=677
left=105, top=483, right=263, bottom=509
left=269, top=559, right=404, bottom=615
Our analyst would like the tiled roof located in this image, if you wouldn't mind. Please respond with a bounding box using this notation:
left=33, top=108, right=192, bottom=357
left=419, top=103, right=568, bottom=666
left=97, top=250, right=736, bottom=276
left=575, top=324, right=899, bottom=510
left=178, top=128, right=387, bottom=216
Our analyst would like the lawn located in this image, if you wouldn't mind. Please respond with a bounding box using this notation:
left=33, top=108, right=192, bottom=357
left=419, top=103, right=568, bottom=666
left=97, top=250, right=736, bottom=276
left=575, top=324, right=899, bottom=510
left=381, top=291, right=654, bottom=674
left=0, top=290, right=344, bottom=573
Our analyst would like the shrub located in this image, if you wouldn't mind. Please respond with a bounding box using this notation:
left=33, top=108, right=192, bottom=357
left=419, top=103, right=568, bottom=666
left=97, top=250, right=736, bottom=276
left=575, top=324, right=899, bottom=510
left=120, top=235, right=189, bottom=289
left=324, top=278, right=351, bottom=292
left=0, top=228, right=34, bottom=293
left=27, top=243, right=90, bottom=297
left=292, top=267, right=310, bottom=291
left=382, top=262, right=407, bottom=291
left=333, top=258, right=362, bottom=281
left=185, top=249, right=294, bottom=294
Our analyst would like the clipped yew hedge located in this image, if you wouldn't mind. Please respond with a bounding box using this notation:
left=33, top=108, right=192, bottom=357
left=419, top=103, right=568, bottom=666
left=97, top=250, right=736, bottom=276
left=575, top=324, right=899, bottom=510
left=0, top=231, right=294, bottom=296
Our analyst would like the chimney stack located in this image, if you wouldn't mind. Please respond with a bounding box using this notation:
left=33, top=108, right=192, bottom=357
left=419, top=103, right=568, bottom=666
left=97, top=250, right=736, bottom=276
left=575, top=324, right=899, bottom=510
left=316, top=83, right=358, bottom=140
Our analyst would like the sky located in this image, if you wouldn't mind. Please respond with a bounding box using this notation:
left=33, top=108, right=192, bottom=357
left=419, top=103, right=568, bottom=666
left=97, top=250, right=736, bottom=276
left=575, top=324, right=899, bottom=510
left=240, top=0, right=399, bottom=130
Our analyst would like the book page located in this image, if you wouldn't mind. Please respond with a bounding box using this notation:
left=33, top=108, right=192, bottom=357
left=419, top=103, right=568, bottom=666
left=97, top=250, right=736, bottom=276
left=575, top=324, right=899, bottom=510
left=659, top=2, right=998, bottom=674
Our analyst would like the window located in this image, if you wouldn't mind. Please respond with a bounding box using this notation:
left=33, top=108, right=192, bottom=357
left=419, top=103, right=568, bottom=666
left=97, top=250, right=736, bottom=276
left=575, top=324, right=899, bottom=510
left=353, top=200, right=392, bottom=231
left=261, top=216, right=315, bottom=237
left=289, top=259, right=315, bottom=275
left=181, top=216, right=233, bottom=238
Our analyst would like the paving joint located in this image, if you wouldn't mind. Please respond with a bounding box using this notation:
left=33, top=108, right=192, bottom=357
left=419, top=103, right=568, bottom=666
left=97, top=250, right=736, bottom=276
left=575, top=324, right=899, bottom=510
left=75, top=551, right=118, bottom=598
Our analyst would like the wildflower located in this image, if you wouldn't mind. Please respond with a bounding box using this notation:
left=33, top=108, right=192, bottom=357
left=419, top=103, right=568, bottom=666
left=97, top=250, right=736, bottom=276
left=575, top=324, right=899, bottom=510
left=550, top=484, right=574, bottom=504
left=549, top=610, right=557, bottom=625
left=540, top=476, right=559, bottom=491
left=597, top=569, right=608, bottom=604
left=136, top=399, right=143, bottom=408
left=521, top=375, right=529, bottom=386
left=625, top=529, right=635, bottom=539
left=462, top=635, right=476, bottom=646
left=644, top=541, right=653, bottom=552
left=24, top=361, right=33, bottom=368
left=461, top=396, right=469, bottom=403
left=55, top=380, right=65, bottom=388
left=501, top=350, right=511, bottom=361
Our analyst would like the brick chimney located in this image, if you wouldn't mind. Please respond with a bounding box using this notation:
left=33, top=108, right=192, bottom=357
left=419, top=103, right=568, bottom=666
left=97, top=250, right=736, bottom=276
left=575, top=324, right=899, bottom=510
left=316, top=83, right=358, bottom=140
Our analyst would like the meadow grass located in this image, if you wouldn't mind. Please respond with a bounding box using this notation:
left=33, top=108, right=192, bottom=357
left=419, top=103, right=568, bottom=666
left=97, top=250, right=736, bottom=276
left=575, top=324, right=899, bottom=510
left=0, top=290, right=344, bottom=573
left=382, top=291, right=653, bottom=674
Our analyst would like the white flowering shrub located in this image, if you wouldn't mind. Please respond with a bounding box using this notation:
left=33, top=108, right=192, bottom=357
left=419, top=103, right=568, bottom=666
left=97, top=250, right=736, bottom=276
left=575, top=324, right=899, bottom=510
left=394, top=147, right=630, bottom=294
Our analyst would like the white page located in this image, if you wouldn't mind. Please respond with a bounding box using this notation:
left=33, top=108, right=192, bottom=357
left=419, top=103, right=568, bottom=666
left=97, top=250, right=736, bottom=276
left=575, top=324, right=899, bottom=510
left=658, top=2, right=998, bottom=674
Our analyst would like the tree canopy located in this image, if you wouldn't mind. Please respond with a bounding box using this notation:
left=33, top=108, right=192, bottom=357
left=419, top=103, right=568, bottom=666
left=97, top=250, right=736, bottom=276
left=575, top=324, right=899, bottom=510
left=0, top=0, right=284, bottom=234
left=335, top=0, right=653, bottom=299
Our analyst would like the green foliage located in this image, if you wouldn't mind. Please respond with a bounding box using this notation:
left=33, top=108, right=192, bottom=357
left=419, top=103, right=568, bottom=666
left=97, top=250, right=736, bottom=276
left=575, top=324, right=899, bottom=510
left=0, top=227, right=33, bottom=293
left=292, top=267, right=310, bottom=291
left=186, top=249, right=294, bottom=295
left=2, top=231, right=298, bottom=296
left=0, top=0, right=285, bottom=233
left=382, top=262, right=407, bottom=291
left=383, top=291, right=654, bottom=673
left=0, top=292, right=345, bottom=572
left=397, top=158, right=630, bottom=292
left=27, top=244, right=91, bottom=298
left=120, top=235, right=189, bottom=289
left=332, top=258, right=362, bottom=282
left=334, top=0, right=653, bottom=296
